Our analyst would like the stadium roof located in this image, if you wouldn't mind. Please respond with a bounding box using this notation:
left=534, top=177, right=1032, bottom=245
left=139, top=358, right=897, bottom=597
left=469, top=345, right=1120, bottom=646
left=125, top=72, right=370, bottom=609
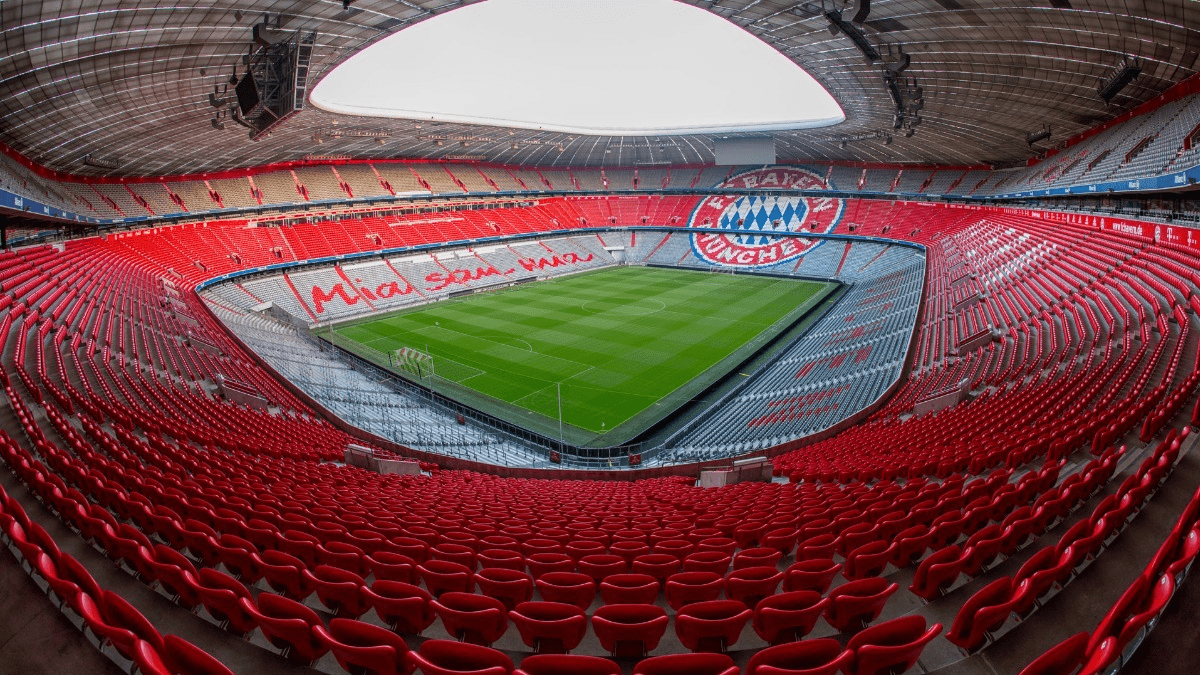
left=2, top=0, right=1199, bottom=177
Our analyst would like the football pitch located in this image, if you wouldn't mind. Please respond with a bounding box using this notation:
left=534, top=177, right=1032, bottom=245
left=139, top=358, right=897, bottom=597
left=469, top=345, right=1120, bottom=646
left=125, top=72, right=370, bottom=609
left=331, top=266, right=835, bottom=445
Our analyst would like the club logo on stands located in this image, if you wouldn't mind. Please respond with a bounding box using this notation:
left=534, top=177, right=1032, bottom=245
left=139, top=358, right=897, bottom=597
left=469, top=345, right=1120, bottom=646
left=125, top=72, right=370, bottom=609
left=687, top=167, right=844, bottom=268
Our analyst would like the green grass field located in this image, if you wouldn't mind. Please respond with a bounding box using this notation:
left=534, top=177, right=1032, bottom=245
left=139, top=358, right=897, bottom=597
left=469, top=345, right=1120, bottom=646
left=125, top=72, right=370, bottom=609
left=332, top=266, right=831, bottom=444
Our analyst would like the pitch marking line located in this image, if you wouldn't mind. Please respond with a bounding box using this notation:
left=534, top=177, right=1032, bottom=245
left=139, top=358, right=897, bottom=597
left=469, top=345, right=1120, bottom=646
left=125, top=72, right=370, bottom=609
left=579, top=298, right=667, bottom=317
left=478, top=335, right=533, bottom=351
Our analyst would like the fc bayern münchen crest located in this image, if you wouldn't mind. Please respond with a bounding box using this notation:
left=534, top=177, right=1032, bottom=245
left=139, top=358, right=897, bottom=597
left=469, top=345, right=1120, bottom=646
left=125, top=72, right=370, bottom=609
left=687, top=167, right=844, bottom=268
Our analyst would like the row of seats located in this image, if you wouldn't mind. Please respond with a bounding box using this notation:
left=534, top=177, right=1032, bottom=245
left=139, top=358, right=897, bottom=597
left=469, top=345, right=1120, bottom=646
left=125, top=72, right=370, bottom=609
left=946, top=434, right=1181, bottom=653
left=0, top=461, right=231, bottom=675
left=1019, top=449, right=1200, bottom=674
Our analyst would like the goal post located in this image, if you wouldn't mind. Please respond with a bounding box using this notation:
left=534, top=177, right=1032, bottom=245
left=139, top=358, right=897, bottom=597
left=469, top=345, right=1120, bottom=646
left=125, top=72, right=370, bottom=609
left=391, top=346, right=434, bottom=379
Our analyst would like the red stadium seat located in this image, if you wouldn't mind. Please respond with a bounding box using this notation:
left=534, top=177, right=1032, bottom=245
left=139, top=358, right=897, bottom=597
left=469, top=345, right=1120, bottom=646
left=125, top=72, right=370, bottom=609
left=432, top=592, right=509, bottom=646
left=535, top=571, right=597, bottom=610
left=160, top=634, right=237, bottom=675
left=795, top=534, right=838, bottom=562
left=909, top=545, right=964, bottom=601
left=139, top=544, right=202, bottom=608
left=887, top=525, right=935, bottom=569
left=599, top=573, right=660, bottom=605
left=478, top=548, right=526, bottom=572
left=526, top=552, right=576, bottom=579
left=945, top=577, right=1016, bottom=652
left=845, top=615, right=941, bottom=675
left=781, top=558, right=840, bottom=595
left=95, top=589, right=165, bottom=660
left=1017, top=631, right=1089, bottom=675
left=633, top=653, right=739, bottom=675
left=675, top=599, right=753, bottom=653
left=666, top=571, right=725, bottom=610
left=746, top=638, right=852, bottom=675
left=508, top=601, right=588, bottom=654
left=631, top=554, right=681, bottom=585
left=514, top=654, right=621, bottom=675
left=314, top=618, right=412, bottom=675
left=591, top=603, right=670, bottom=659
left=683, top=551, right=733, bottom=575
left=369, top=551, right=420, bottom=584
left=239, top=593, right=330, bottom=665
left=190, top=568, right=259, bottom=637
left=752, top=590, right=829, bottom=645
left=419, top=560, right=475, bottom=597
left=363, top=580, right=435, bottom=635
left=733, top=547, right=783, bottom=571
left=304, top=564, right=371, bottom=618
left=259, top=549, right=313, bottom=601
left=579, top=554, right=628, bottom=583
left=474, top=567, right=535, bottom=610
left=213, top=533, right=263, bottom=584
left=823, top=578, right=899, bottom=633
left=406, top=640, right=514, bottom=675
left=724, top=566, right=784, bottom=609
left=843, top=540, right=892, bottom=580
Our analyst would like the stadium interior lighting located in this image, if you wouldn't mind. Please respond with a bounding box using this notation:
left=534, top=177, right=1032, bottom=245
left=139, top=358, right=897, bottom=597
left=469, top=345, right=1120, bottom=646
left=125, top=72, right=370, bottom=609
left=311, top=0, right=844, bottom=135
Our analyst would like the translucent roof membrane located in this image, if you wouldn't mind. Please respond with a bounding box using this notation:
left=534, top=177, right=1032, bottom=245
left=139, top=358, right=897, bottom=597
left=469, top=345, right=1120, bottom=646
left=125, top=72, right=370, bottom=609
left=311, top=0, right=845, bottom=135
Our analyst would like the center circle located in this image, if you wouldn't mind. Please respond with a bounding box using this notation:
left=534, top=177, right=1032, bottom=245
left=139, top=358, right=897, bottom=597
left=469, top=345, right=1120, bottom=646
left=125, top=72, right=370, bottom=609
left=580, top=298, right=666, bottom=316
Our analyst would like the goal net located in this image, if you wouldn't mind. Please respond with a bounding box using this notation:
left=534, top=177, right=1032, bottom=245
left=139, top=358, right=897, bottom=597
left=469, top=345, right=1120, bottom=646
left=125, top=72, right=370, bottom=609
left=391, top=347, right=433, bottom=379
